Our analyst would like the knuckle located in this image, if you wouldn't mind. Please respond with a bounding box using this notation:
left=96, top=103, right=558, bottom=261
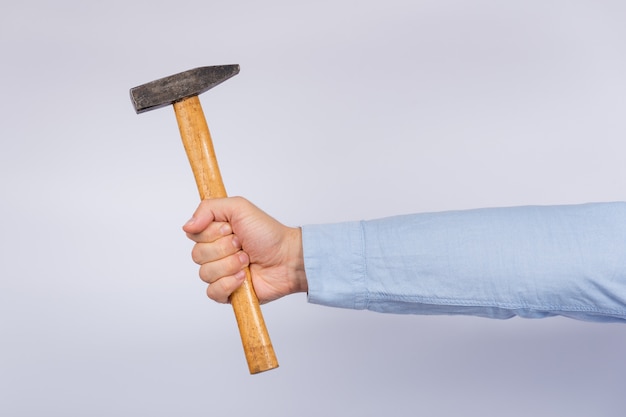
left=198, top=269, right=208, bottom=284
left=206, top=280, right=233, bottom=304
left=190, top=244, right=204, bottom=264
left=198, top=252, right=244, bottom=285
left=198, top=264, right=215, bottom=284
left=231, top=196, right=250, bottom=209
left=206, top=285, right=226, bottom=303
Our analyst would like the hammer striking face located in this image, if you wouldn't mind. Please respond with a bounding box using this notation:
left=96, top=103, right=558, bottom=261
left=130, top=64, right=240, bottom=113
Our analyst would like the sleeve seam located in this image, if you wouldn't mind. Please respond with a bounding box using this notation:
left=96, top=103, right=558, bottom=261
left=357, top=220, right=369, bottom=310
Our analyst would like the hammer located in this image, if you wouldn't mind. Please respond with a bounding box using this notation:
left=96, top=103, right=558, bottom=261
left=130, top=65, right=278, bottom=374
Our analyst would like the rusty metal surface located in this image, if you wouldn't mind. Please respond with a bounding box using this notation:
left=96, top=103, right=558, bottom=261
left=130, top=64, right=240, bottom=113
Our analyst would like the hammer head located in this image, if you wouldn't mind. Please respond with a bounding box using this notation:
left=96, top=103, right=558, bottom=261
left=130, top=64, right=240, bottom=113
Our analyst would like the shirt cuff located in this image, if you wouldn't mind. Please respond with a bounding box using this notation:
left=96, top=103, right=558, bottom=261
left=302, top=221, right=368, bottom=310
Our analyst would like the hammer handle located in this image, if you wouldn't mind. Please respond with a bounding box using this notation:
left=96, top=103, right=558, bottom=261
left=173, top=96, right=278, bottom=374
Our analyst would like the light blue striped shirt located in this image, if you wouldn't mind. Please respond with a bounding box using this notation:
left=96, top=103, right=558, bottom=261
left=302, top=202, right=626, bottom=322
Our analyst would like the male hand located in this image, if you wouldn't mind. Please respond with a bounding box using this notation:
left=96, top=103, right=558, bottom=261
left=183, top=197, right=307, bottom=304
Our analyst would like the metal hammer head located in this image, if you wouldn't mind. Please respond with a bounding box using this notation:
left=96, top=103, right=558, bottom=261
left=130, top=64, right=240, bottom=113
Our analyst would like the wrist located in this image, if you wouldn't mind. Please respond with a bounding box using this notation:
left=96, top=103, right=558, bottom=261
left=287, top=227, right=308, bottom=294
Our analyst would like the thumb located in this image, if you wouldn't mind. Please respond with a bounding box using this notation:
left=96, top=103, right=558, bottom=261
left=182, top=200, right=216, bottom=234
left=182, top=197, right=243, bottom=234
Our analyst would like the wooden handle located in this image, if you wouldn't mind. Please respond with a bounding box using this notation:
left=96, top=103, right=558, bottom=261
left=173, top=96, right=278, bottom=374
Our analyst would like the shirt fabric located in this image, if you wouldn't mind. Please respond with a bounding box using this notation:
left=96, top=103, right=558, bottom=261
left=302, top=202, right=626, bottom=322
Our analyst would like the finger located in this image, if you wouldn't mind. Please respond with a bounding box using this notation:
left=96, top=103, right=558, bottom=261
left=191, top=234, right=242, bottom=265
left=206, top=270, right=247, bottom=303
left=183, top=197, right=259, bottom=234
left=198, top=251, right=249, bottom=284
left=182, top=200, right=220, bottom=234
left=186, top=221, right=232, bottom=243
left=182, top=198, right=245, bottom=234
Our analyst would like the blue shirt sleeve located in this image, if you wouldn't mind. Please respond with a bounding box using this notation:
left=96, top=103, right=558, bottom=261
left=302, top=202, right=626, bottom=322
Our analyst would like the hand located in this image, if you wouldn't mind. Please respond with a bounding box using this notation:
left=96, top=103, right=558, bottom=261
left=183, top=197, right=307, bottom=304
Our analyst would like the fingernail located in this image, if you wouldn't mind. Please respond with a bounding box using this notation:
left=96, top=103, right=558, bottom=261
left=238, top=252, right=249, bottom=266
left=235, top=269, right=246, bottom=281
left=184, top=217, right=196, bottom=226
left=232, top=235, right=241, bottom=249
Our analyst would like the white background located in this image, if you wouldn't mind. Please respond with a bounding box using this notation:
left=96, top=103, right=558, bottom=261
left=1, top=1, right=625, bottom=416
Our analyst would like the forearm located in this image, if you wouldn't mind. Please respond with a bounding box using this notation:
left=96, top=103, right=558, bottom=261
left=302, top=202, right=626, bottom=322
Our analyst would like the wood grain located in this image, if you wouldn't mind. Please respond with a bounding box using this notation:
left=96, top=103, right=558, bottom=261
left=173, top=96, right=278, bottom=374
